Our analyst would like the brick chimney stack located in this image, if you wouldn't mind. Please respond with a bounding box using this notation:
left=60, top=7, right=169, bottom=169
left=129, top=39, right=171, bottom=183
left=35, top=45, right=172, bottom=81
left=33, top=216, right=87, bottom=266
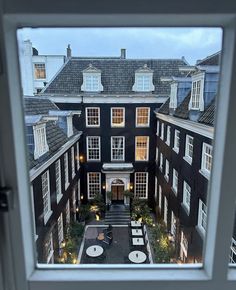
left=67, top=44, right=72, bottom=58
left=120, top=48, right=126, bottom=59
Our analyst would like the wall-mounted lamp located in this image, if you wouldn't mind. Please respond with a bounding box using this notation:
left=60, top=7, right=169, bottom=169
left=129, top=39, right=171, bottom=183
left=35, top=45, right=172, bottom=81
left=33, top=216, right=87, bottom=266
left=81, top=195, right=84, bottom=200
left=79, top=155, right=84, bottom=162
left=129, top=184, right=133, bottom=190
left=102, top=182, right=106, bottom=190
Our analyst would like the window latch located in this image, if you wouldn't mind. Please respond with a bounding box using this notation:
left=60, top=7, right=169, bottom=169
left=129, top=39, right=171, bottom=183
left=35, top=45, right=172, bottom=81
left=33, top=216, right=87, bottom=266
left=0, top=187, right=13, bottom=212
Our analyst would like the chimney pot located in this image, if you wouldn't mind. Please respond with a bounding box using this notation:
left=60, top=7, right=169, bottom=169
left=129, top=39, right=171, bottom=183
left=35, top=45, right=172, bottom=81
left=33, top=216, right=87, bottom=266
left=121, top=48, right=126, bottom=59
left=67, top=44, right=72, bottom=58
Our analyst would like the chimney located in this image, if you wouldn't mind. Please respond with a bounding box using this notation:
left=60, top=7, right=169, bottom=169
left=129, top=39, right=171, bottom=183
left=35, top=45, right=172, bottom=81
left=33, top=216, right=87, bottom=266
left=120, top=48, right=126, bottom=59
left=67, top=44, right=72, bottom=58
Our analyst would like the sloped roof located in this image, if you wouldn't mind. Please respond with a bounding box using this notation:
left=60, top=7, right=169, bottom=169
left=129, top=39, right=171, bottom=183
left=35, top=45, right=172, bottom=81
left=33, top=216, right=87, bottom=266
left=198, top=101, right=215, bottom=126
left=173, top=92, right=191, bottom=119
left=197, top=52, right=221, bottom=66
left=42, top=57, right=187, bottom=95
left=24, top=97, right=59, bottom=115
left=157, top=98, right=170, bottom=115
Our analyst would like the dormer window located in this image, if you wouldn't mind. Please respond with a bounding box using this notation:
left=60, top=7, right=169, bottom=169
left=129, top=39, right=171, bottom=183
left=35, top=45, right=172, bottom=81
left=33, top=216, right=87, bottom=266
left=33, top=123, right=49, bottom=159
left=81, top=64, right=103, bottom=92
left=132, top=64, right=154, bottom=92
left=169, top=82, right=178, bottom=109
left=189, top=73, right=205, bottom=111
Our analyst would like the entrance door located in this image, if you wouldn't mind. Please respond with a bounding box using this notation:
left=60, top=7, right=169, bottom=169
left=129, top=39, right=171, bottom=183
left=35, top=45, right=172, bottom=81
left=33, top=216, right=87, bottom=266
left=111, top=185, right=124, bottom=203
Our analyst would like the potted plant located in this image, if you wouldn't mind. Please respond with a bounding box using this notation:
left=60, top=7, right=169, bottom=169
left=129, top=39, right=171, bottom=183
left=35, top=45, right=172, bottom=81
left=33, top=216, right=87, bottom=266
left=124, top=190, right=134, bottom=207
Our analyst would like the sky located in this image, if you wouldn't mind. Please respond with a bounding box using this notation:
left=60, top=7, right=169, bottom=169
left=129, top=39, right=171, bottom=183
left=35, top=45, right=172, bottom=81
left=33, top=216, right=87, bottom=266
left=17, top=28, right=222, bottom=65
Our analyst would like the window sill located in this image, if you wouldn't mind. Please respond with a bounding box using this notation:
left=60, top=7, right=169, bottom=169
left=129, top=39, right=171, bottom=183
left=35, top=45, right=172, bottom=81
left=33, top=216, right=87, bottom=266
left=57, top=193, right=63, bottom=203
left=183, top=156, right=192, bottom=165
left=164, top=175, right=169, bottom=182
left=165, top=141, right=170, bottom=146
left=173, top=147, right=179, bottom=154
left=44, top=210, right=53, bottom=225
left=65, top=182, right=70, bottom=190
left=199, top=169, right=210, bottom=180
left=111, top=125, right=125, bottom=128
left=136, top=125, right=150, bottom=128
left=196, top=225, right=206, bottom=240
left=181, top=203, right=190, bottom=216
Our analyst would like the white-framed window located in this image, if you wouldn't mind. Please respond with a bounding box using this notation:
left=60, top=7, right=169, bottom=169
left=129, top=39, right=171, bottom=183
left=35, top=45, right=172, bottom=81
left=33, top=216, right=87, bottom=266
left=135, top=136, right=149, bottom=161
left=183, top=181, right=191, bottom=215
left=155, top=147, right=159, bottom=164
left=72, top=188, right=76, bottom=213
left=34, top=63, right=46, bottom=79
left=230, top=238, right=236, bottom=264
left=135, top=172, right=148, bottom=198
left=165, top=159, right=169, bottom=181
left=132, top=69, right=155, bottom=92
left=45, top=232, right=54, bottom=264
left=159, top=153, right=163, bottom=172
left=136, top=107, right=150, bottom=127
left=156, top=120, right=160, bottom=136
left=111, top=107, right=125, bottom=127
left=201, top=143, right=213, bottom=178
left=64, top=152, right=69, bottom=189
left=180, top=231, right=188, bottom=260
left=164, top=196, right=168, bottom=224
left=86, top=107, right=100, bottom=127
left=76, top=142, right=80, bottom=170
left=158, top=185, right=162, bottom=211
left=198, top=199, right=207, bottom=236
left=166, top=125, right=171, bottom=145
left=71, top=146, right=75, bottom=178
left=42, top=170, right=52, bottom=224
left=55, top=159, right=62, bottom=203
left=66, top=200, right=70, bottom=226
left=160, top=123, right=164, bottom=140
left=189, top=73, right=204, bottom=111
left=154, top=177, right=158, bottom=202
left=169, top=82, right=178, bottom=109
left=111, top=136, right=125, bottom=161
left=57, top=213, right=64, bottom=246
left=33, top=123, right=49, bottom=159
left=171, top=211, right=177, bottom=239
left=86, top=136, right=100, bottom=161
left=81, top=65, right=103, bottom=92
left=184, top=134, right=194, bottom=164
left=87, top=172, right=101, bottom=199
left=173, top=130, right=180, bottom=153
left=172, top=168, right=178, bottom=194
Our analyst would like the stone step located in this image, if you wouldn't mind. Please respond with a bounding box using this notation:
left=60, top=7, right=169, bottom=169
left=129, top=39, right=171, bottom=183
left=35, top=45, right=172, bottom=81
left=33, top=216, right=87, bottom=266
left=105, top=212, right=130, bottom=217
left=104, top=221, right=129, bottom=225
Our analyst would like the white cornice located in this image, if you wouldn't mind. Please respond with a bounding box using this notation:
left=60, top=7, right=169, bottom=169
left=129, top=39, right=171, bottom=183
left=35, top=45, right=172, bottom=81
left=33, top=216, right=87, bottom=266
left=29, top=132, right=82, bottom=181
left=155, top=112, right=214, bottom=139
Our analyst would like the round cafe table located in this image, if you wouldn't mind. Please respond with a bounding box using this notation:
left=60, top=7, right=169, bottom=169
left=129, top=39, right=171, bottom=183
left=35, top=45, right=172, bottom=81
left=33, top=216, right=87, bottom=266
left=86, top=245, right=104, bottom=257
left=128, top=250, right=147, bottom=264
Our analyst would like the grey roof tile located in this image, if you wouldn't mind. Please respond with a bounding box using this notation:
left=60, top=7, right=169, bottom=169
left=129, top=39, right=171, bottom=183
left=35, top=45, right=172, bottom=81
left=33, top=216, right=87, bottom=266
left=24, top=97, right=59, bottom=115
left=198, top=100, right=215, bottom=126
left=43, top=58, right=187, bottom=95
left=173, top=92, right=191, bottom=119
left=197, top=52, right=221, bottom=66
left=158, top=98, right=170, bottom=115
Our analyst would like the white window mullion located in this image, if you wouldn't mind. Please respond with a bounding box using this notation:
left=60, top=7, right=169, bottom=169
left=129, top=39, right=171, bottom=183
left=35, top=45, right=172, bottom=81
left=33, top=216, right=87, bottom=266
left=135, top=172, right=148, bottom=199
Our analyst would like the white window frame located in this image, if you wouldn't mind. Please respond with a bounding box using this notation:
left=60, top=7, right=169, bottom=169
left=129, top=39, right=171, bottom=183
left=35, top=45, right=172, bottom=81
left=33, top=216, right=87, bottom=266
left=155, top=146, right=159, bottom=164
left=111, top=107, right=125, bottom=127
left=55, top=159, right=62, bottom=203
left=171, top=211, right=177, bottom=239
left=42, top=170, right=52, bottom=224
left=184, top=134, right=194, bottom=165
left=180, top=231, right=188, bottom=260
left=34, top=63, right=46, bottom=79
left=71, top=146, right=75, bottom=178
left=2, top=8, right=236, bottom=290
left=33, top=123, right=49, bottom=159
left=164, top=196, right=168, bottom=224
left=82, top=73, right=103, bottom=92
left=135, top=136, right=149, bottom=161
left=86, top=136, right=101, bottom=161
left=45, top=232, right=54, bottom=264
left=165, top=159, right=169, bottom=181
left=158, top=185, right=162, bottom=211
left=198, top=199, right=208, bottom=236
left=189, top=73, right=205, bottom=111
left=159, top=152, right=163, bottom=172
left=135, top=107, right=150, bottom=127
left=132, top=73, right=154, bottom=92
left=57, top=213, right=64, bottom=246
left=200, top=143, right=213, bottom=179
left=172, top=168, right=178, bottom=195
left=173, top=129, right=180, bottom=153
left=230, top=238, right=236, bottom=264
left=156, top=120, right=160, bottom=136
left=134, top=172, right=148, bottom=199
left=85, top=107, right=100, bottom=127
left=111, top=136, right=125, bottom=161
left=64, top=152, right=69, bottom=189
left=160, top=122, right=164, bottom=140
left=76, top=142, right=80, bottom=171
left=87, top=172, right=101, bottom=199
left=166, top=125, right=171, bottom=145
left=169, top=82, right=178, bottom=109
left=182, top=181, right=191, bottom=215
left=154, top=176, right=158, bottom=202
left=65, top=199, right=70, bottom=226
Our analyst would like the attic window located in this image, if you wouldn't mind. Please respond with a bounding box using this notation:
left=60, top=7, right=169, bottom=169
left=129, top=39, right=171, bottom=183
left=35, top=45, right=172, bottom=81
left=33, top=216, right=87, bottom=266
left=132, top=64, right=154, bottom=92
left=189, top=73, right=205, bottom=111
left=81, top=64, right=103, bottom=92
left=33, top=123, right=49, bottom=159
left=169, top=82, right=178, bottom=109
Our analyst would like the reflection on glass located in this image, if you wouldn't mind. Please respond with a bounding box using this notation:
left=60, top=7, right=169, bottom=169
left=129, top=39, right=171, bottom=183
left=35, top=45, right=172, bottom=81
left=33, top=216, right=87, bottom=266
left=17, top=27, right=222, bottom=264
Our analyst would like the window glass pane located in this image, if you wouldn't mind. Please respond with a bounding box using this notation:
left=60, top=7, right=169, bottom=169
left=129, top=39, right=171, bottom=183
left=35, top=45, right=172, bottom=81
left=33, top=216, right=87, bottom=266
left=17, top=27, right=222, bottom=266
